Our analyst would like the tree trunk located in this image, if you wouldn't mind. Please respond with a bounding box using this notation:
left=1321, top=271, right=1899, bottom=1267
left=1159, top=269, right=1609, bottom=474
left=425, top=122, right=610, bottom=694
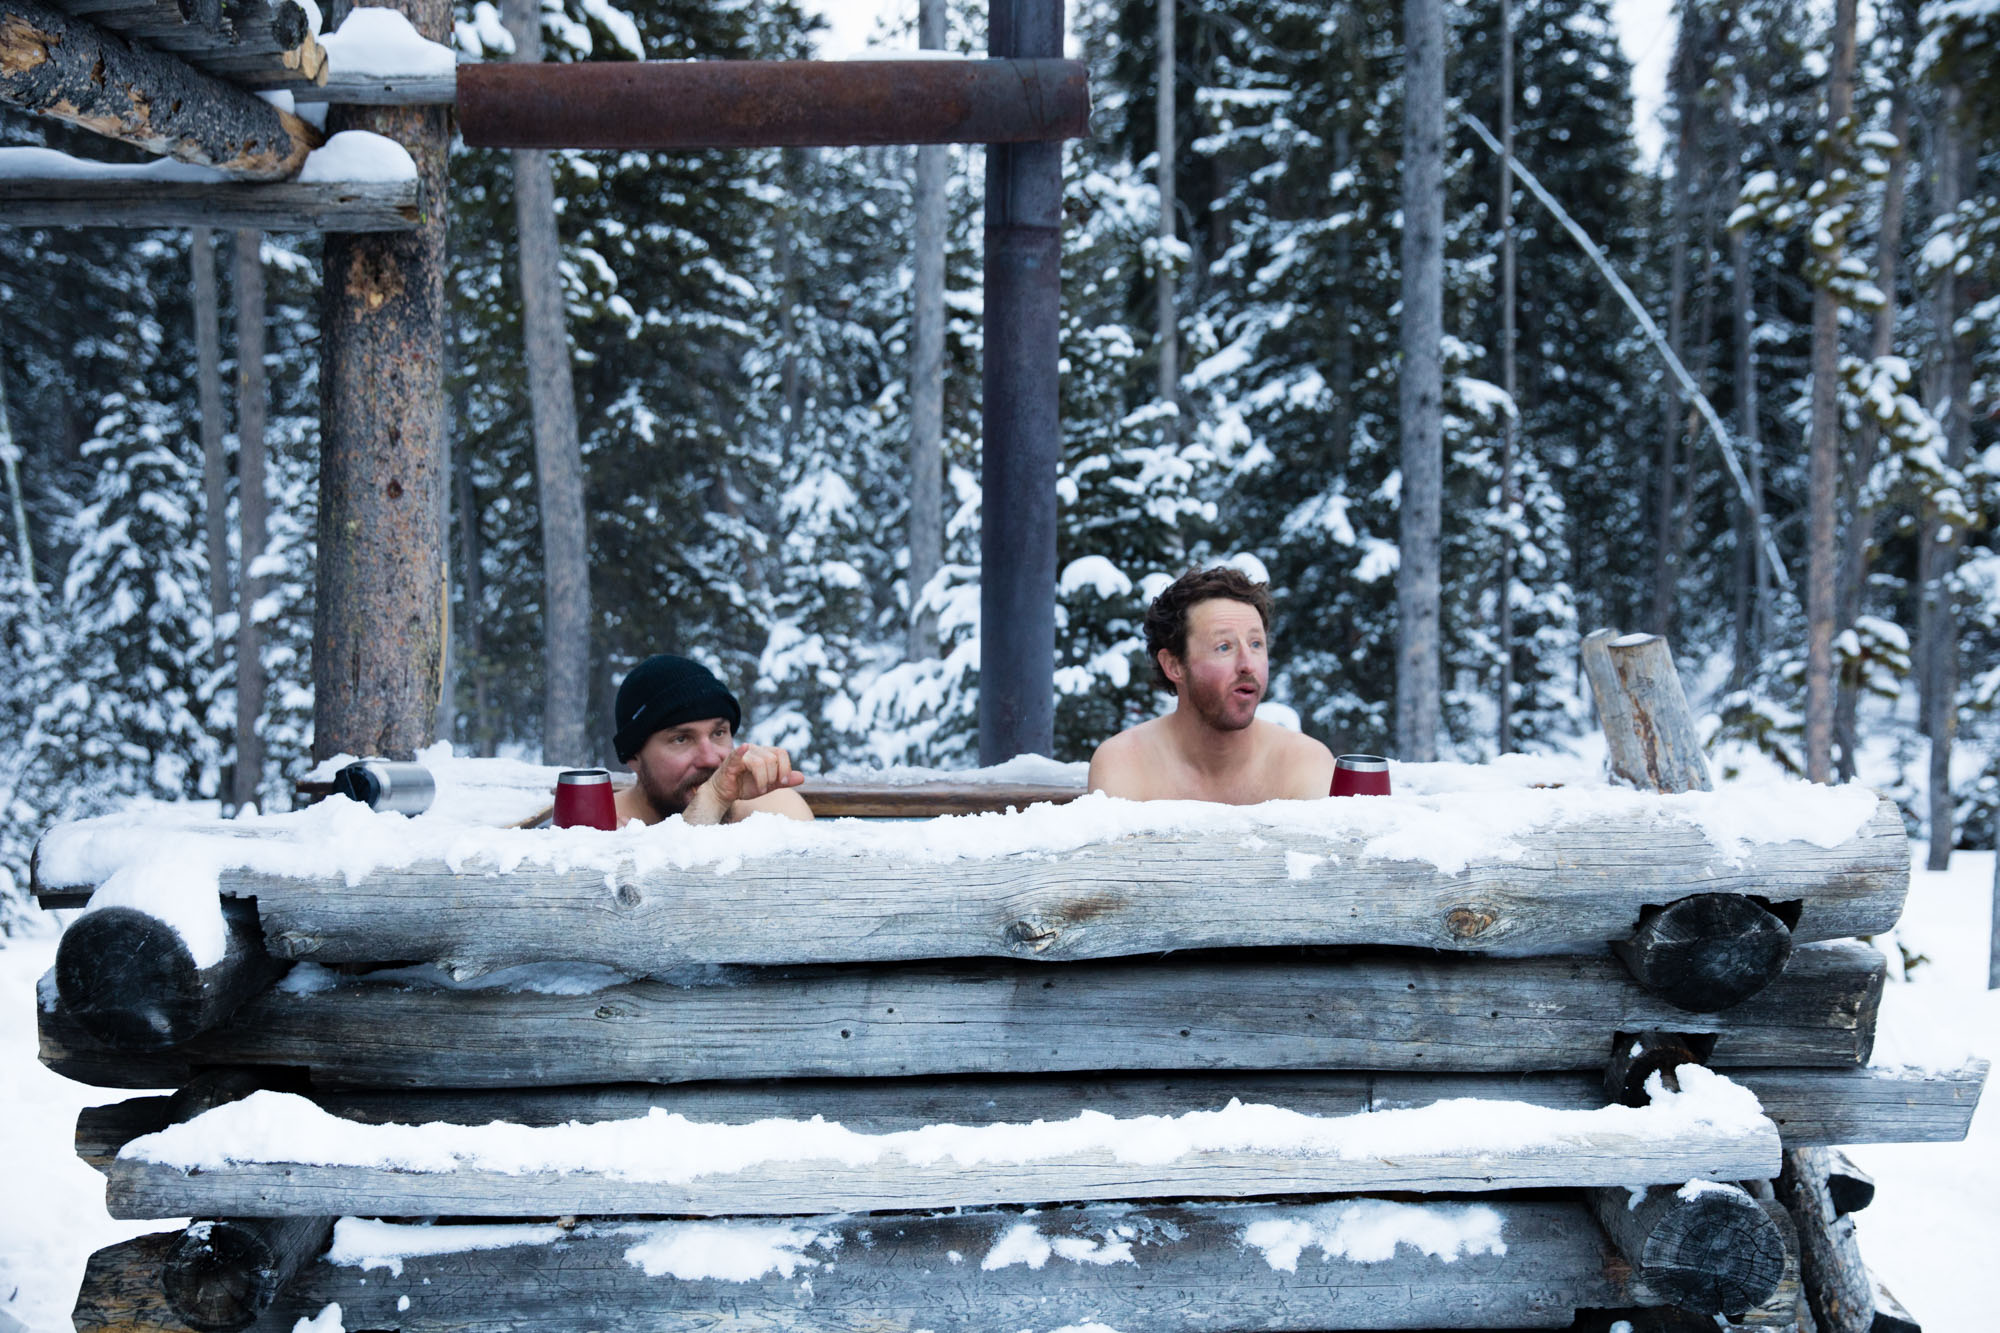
left=232, top=229, right=268, bottom=810
left=1329, top=118, right=1354, bottom=480
left=1834, top=89, right=1909, bottom=781
left=0, top=352, right=35, bottom=607
left=453, top=407, right=491, bottom=756
left=1496, top=0, right=1517, bottom=754
left=1155, top=0, right=1177, bottom=418
left=500, top=0, right=589, bottom=767
left=907, top=0, right=946, bottom=660
left=1922, top=83, right=1969, bottom=872
left=312, top=0, right=450, bottom=763
left=0, top=0, right=320, bottom=178
left=1804, top=0, right=1856, bottom=785
left=1653, top=21, right=1699, bottom=639
left=192, top=227, right=231, bottom=674
left=1395, top=0, right=1444, bottom=763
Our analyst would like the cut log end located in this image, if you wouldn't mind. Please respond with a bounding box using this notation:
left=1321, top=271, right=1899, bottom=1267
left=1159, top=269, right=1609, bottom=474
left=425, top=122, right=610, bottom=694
left=1615, top=893, right=1796, bottom=1012
left=1605, top=1030, right=1716, bottom=1107
left=162, top=1216, right=334, bottom=1331
left=1642, top=1189, right=1790, bottom=1314
left=54, top=900, right=281, bottom=1051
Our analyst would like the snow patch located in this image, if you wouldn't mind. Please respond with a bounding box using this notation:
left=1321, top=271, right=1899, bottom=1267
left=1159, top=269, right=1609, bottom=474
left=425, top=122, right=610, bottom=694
left=81, top=861, right=226, bottom=969
left=298, top=132, right=417, bottom=184
left=328, top=1218, right=564, bottom=1277
left=623, top=1222, right=828, bottom=1281
left=1241, top=1200, right=1506, bottom=1270
left=319, top=8, right=456, bottom=77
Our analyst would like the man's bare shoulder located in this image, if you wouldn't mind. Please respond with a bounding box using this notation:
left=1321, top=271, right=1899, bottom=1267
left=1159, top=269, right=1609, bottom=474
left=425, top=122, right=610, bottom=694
left=1265, top=723, right=1337, bottom=799
left=1088, top=718, right=1171, bottom=798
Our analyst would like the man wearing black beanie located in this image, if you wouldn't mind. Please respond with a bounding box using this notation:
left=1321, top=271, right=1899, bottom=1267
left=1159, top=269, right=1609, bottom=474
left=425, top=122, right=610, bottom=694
left=610, top=654, right=812, bottom=826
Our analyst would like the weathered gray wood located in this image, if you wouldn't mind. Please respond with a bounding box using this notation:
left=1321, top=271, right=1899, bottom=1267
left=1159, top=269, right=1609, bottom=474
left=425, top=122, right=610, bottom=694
left=1718, top=1201, right=1809, bottom=1331
left=77, top=1200, right=1638, bottom=1332
left=0, top=0, right=319, bottom=177
left=283, top=67, right=455, bottom=102
left=1582, top=629, right=1715, bottom=793
left=0, top=178, right=421, bottom=231
left=1869, top=1273, right=1919, bottom=1332
left=1775, top=1146, right=1874, bottom=1332
left=54, top=898, right=283, bottom=1050
left=226, top=795, right=1909, bottom=971
left=1605, top=1030, right=1715, bottom=1106
left=162, top=1215, right=333, bottom=1331
left=42, top=943, right=1885, bottom=1090
left=1613, top=893, right=1796, bottom=1012
left=1591, top=1183, right=1789, bottom=1315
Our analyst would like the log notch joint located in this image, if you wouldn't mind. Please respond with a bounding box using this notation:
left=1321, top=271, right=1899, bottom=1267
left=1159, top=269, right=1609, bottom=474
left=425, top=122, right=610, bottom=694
left=1614, top=893, right=1798, bottom=1012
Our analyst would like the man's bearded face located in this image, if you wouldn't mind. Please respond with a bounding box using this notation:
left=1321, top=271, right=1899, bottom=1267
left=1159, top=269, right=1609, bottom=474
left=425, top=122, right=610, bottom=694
left=631, top=718, right=735, bottom=816
left=1167, top=598, right=1268, bottom=732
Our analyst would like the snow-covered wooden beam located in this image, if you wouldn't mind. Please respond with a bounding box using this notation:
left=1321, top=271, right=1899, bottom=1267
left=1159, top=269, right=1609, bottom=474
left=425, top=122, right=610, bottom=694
left=206, top=794, right=1910, bottom=974
left=94, top=1068, right=1784, bottom=1219
left=75, top=1200, right=1644, bottom=1333
left=38, top=944, right=1885, bottom=1090
left=72, top=1062, right=1991, bottom=1175
left=0, top=0, right=321, bottom=178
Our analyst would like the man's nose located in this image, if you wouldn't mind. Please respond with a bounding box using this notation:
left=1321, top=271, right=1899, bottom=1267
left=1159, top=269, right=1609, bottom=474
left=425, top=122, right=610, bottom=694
left=697, top=736, right=730, bottom=767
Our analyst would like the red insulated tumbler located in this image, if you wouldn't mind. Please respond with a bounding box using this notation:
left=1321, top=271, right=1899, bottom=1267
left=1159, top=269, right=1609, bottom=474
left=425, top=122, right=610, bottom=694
left=1331, top=754, right=1391, bottom=797
left=554, top=769, right=618, bottom=829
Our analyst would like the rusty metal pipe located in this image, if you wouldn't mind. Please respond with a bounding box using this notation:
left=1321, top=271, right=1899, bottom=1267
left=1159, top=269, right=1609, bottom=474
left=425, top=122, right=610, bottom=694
left=458, top=58, right=1089, bottom=151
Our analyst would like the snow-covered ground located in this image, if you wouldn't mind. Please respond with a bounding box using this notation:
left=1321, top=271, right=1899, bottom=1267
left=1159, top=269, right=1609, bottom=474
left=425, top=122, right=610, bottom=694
left=1, top=848, right=1993, bottom=1331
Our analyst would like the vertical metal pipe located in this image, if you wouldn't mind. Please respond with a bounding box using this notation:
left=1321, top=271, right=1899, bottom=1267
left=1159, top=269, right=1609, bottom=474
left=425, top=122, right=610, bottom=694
left=979, top=0, right=1063, bottom=764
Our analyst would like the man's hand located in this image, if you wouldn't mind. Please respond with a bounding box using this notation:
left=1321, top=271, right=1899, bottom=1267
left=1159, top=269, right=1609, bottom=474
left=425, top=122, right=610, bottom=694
left=682, top=744, right=806, bottom=825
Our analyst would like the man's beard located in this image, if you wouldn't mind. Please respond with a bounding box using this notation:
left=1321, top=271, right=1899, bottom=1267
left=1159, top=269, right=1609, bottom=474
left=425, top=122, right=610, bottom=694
left=1185, top=673, right=1262, bottom=732
left=637, top=761, right=717, bottom=816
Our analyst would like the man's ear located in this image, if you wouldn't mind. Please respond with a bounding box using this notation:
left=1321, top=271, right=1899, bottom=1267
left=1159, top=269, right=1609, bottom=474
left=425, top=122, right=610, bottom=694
left=1157, top=648, right=1185, bottom=688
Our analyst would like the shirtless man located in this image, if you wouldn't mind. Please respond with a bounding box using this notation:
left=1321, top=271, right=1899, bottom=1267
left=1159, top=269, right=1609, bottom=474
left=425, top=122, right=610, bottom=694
left=1087, top=567, right=1336, bottom=803
left=610, top=653, right=814, bottom=826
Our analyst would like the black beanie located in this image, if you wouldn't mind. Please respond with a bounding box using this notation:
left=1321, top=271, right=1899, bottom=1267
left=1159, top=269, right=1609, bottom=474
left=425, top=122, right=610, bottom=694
left=613, top=654, right=742, bottom=761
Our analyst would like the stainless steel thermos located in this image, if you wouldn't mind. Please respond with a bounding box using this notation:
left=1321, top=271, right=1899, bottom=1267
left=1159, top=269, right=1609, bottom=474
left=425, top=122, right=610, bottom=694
left=330, top=759, right=437, bottom=815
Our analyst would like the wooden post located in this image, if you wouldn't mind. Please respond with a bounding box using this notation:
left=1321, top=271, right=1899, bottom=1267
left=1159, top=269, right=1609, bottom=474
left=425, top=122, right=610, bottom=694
left=978, top=0, right=1063, bottom=764
left=192, top=227, right=231, bottom=662
left=1589, top=1183, right=1788, bottom=1316
left=1774, top=1145, right=1875, bottom=1331
left=312, top=0, right=450, bottom=760
left=53, top=898, right=282, bottom=1050
left=232, top=229, right=268, bottom=809
left=1581, top=628, right=1714, bottom=792
left=0, top=0, right=319, bottom=177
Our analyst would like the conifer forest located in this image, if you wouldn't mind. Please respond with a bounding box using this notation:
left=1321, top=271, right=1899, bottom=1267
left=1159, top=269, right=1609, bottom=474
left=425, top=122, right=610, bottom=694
left=1, top=0, right=1997, bottom=922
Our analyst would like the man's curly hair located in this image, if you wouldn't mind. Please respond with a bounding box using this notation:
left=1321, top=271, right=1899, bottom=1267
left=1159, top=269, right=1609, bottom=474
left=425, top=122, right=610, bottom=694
left=1143, top=566, right=1273, bottom=691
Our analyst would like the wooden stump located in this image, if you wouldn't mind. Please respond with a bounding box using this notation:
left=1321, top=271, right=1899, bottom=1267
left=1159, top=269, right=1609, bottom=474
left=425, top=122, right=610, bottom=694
left=1582, top=629, right=1714, bottom=793
left=55, top=898, right=283, bottom=1050
left=1614, top=893, right=1796, bottom=1012
left=1775, top=1146, right=1875, bottom=1333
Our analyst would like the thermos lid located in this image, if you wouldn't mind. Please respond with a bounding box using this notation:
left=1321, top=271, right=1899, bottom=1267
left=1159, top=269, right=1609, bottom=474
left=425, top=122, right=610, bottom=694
left=559, top=768, right=612, bottom=786
left=1334, top=754, right=1389, bottom=772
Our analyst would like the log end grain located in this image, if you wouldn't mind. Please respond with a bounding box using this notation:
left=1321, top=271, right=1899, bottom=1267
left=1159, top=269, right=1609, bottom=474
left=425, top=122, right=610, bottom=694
left=1615, top=894, right=1796, bottom=1013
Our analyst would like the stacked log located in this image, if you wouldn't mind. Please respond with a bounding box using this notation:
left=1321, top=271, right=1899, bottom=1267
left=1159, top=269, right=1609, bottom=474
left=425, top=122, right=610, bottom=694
left=37, top=634, right=1979, bottom=1331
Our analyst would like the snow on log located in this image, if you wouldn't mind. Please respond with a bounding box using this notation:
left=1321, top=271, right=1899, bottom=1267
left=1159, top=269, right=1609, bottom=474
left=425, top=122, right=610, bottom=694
left=1589, top=1182, right=1790, bottom=1316
left=1604, top=1030, right=1717, bottom=1106
left=77, top=1200, right=1641, bottom=1332
left=96, top=1066, right=1781, bottom=1219
left=1583, top=629, right=1714, bottom=794
left=0, top=0, right=320, bottom=178
left=161, top=1215, right=333, bottom=1332
left=1613, top=893, right=1797, bottom=1012
left=39, top=943, right=1885, bottom=1090
left=54, top=897, right=283, bottom=1050
left=116, top=791, right=1908, bottom=972
left=70, top=1061, right=1992, bottom=1176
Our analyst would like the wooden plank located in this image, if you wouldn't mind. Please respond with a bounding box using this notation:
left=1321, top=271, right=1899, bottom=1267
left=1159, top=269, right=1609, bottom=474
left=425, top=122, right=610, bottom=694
left=286, top=68, right=456, bottom=104
left=800, top=778, right=1083, bottom=817
left=0, top=178, right=420, bottom=231
left=97, top=1089, right=1781, bottom=1219
left=76, top=1201, right=1637, bottom=1332
left=76, top=1062, right=1988, bottom=1173
left=42, top=944, right=1886, bottom=1090
left=227, top=795, right=1911, bottom=970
